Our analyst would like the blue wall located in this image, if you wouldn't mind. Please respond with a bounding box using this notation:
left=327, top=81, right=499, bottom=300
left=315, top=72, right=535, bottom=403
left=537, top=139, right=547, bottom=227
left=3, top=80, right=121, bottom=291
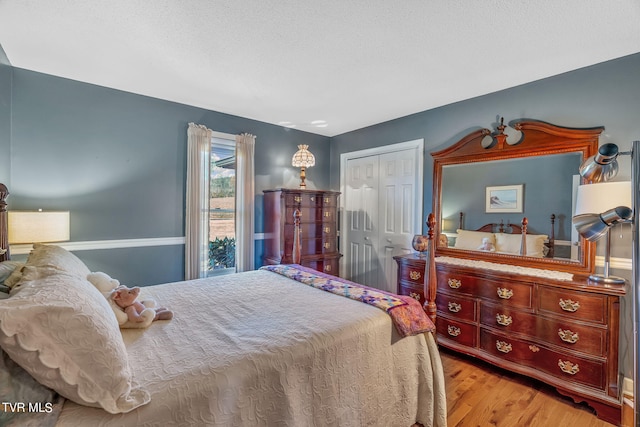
left=0, top=46, right=10, bottom=184
left=3, top=66, right=330, bottom=285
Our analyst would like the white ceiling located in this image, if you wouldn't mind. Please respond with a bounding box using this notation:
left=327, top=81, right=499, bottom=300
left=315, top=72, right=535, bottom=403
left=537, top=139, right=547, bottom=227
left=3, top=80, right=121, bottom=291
left=0, top=1, right=639, bottom=137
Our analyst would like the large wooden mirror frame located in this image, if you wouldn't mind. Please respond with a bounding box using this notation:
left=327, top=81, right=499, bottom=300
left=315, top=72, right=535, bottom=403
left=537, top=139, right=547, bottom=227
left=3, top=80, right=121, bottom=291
left=432, top=119, right=602, bottom=275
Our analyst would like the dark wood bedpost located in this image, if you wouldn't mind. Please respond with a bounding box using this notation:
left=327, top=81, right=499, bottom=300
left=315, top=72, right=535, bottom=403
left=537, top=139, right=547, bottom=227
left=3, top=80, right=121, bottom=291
left=292, top=209, right=301, bottom=264
left=0, top=183, right=9, bottom=262
left=424, top=213, right=437, bottom=323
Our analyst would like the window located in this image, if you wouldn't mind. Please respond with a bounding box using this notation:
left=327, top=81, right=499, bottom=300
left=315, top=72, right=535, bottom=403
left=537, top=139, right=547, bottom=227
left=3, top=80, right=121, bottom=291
left=208, top=134, right=236, bottom=276
left=185, top=124, right=254, bottom=280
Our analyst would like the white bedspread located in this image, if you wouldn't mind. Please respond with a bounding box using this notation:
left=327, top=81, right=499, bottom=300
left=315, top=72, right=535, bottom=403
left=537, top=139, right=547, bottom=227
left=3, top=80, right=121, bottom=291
left=56, top=270, right=447, bottom=427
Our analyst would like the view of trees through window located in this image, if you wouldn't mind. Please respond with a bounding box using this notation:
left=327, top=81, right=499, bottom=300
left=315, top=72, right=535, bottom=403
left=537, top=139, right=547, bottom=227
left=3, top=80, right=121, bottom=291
left=209, top=137, right=236, bottom=273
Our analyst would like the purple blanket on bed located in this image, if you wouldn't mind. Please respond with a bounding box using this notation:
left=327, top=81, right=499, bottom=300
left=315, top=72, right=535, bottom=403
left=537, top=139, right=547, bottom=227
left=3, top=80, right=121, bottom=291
left=260, top=264, right=435, bottom=337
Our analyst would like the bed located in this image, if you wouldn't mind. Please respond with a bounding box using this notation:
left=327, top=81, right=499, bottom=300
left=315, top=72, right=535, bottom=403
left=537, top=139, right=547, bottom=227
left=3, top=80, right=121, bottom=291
left=449, top=212, right=555, bottom=258
left=0, top=183, right=447, bottom=427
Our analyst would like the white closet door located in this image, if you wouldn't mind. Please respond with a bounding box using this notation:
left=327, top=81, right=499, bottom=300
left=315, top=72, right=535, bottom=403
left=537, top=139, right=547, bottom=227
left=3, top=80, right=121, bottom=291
left=343, top=146, right=420, bottom=292
left=344, top=155, right=379, bottom=287
left=377, top=150, right=417, bottom=292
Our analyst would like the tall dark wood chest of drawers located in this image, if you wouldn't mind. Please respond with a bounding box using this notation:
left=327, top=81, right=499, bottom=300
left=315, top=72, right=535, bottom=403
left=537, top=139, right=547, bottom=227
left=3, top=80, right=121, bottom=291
left=263, top=188, right=341, bottom=276
left=394, top=254, right=625, bottom=425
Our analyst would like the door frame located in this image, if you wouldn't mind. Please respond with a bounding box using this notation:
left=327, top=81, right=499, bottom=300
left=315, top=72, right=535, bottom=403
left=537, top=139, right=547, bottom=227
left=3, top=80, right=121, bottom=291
left=339, top=139, right=424, bottom=279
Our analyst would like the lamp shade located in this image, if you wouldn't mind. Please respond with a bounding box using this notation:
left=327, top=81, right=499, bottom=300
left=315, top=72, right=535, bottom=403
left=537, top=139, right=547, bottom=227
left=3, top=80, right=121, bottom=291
left=8, top=211, right=70, bottom=244
left=291, top=145, right=315, bottom=168
left=574, top=181, right=632, bottom=216
left=579, top=143, right=620, bottom=183
left=573, top=206, right=633, bottom=242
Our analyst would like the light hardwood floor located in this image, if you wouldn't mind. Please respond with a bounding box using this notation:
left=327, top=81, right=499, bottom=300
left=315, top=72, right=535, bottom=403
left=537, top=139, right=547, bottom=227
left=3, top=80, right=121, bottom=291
left=440, top=348, right=617, bottom=427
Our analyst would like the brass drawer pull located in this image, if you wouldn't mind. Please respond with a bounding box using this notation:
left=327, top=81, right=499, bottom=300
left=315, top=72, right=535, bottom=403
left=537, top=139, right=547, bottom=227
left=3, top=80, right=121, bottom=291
left=448, top=278, right=461, bottom=289
left=409, top=270, right=422, bottom=281
left=559, top=298, right=580, bottom=312
left=558, top=359, right=580, bottom=375
left=497, top=288, right=513, bottom=299
left=496, top=340, right=512, bottom=353
left=447, top=325, right=461, bottom=337
left=324, top=226, right=331, bottom=234
left=409, top=292, right=421, bottom=301
left=324, top=211, right=331, bottom=218
left=496, top=313, right=513, bottom=326
left=324, top=265, right=332, bottom=272
left=323, top=242, right=331, bottom=249
left=558, top=329, right=579, bottom=344
left=294, top=196, right=301, bottom=203
left=448, top=302, right=461, bottom=313
left=324, top=197, right=330, bottom=204
left=529, top=345, right=540, bottom=353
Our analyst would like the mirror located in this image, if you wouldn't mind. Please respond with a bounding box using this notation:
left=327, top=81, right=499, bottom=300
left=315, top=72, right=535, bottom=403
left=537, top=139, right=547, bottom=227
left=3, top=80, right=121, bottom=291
left=432, top=119, right=602, bottom=274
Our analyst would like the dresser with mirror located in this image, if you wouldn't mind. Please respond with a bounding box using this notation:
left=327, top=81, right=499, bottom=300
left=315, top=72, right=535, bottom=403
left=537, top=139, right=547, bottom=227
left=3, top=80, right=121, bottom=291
left=395, top=119, right=625, bottom=424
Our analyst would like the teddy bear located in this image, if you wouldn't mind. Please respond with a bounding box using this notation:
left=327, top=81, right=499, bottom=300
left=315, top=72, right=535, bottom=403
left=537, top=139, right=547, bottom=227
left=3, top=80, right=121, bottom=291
left=87, top=271, right=121, bottom=298
left=87, top=271, right=172, bottom=329
left=109, top=285, right=173, bottom=329
left=477, top=237, right=496, bottom=252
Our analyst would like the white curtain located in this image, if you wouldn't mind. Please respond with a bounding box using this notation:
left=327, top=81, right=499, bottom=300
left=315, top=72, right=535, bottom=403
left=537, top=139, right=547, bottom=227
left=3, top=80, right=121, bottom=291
left=185, top=123, right=212, bottom=280
left=235, top=133, right=255, bottom=272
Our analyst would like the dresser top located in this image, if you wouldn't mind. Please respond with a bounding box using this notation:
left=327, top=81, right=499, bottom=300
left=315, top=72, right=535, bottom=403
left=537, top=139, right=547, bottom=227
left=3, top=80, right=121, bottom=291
left=263, top=188, right=341, bottom=195
left=394, top=253, right=626, bottom=296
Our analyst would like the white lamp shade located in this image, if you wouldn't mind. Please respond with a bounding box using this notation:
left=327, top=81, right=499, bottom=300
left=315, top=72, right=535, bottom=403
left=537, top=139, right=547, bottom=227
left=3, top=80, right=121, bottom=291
left=291, top=144, right=315, bottom=167
left=8, top=211, right=70, bottom=244
left=574, top=181, right=632, bottom=215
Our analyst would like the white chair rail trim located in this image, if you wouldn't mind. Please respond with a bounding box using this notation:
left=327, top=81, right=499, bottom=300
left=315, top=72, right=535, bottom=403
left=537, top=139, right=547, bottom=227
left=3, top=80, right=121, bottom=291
left=10, top=233, right=267, bottom=254
left=10, top=237, right=186, bottom=254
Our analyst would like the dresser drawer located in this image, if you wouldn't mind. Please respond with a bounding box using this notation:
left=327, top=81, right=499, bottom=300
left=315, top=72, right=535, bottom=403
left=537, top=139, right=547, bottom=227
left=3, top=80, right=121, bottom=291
left=436, top=270, right=481, bottom=296
left=437, top=292, right=477, bottom=322
left=480, top=304, right=537, bottom=334
left=480, top=329, right=606, bottom=391
left=301, top=257, right=340, bottom=276
left=284, top=193, right=337, bottom=207
left=436, top=316, right=477, bottom=347
left=301, top=237, right=337, bottom=254
left=400, top=264, right=427, bottom=286
left=535, top=317, right=607, bottom=357
left=284, top=223, right=337, bottom=239
left=285, top=206, right=336, bottom=223
left=477, top=280, right=533, bottom=309
left=538, top=286, right=607, bottom=324
left=284, top=238, right=337, bottom=258
left=398, top=282, right=423, bottom=303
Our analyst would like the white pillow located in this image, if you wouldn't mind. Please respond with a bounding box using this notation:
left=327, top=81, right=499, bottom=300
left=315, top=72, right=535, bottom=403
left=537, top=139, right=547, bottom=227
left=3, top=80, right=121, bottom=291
left=0, top=272, right=150, bottom=413
left=22, top=243, right=91, bottom=279
left=454, top=229, right=496, bottom=251
left=0, top=261, right=23, bottom=283
left=3, top=266, right=24, bottom=289
left=494, top=233, right=548, bottom=257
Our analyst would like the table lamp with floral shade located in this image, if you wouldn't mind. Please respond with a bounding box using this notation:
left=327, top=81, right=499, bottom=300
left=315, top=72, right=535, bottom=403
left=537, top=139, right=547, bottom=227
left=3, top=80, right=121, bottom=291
left=291, top=145, right=315, bottom=189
